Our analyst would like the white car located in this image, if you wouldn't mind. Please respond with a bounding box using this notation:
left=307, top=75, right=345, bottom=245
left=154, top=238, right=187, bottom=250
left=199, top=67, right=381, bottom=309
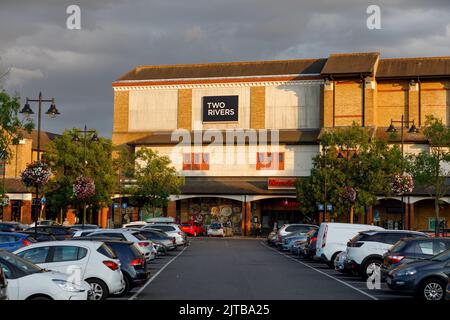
left=207, top=223, right=225, bottom=237
left=315, top=223, right=384, bottom=267
left=345, top=230, right=427, bottom=279
left=276, top=224, right=318, bottom=247
left=122, top=221, right=147, bottom=229
left=144, top=223, right=186, bottom=246
left=14, top=241, right=124, bottom=300
left=80, top=229, right=156, bottom=261
left=0, top=250, right=91, bottom=300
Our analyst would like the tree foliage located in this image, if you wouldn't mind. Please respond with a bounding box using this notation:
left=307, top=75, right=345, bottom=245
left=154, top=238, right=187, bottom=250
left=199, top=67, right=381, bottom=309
left=43, top=129, right=115, bottom=219
left=297, top=124, right=403, bottom=221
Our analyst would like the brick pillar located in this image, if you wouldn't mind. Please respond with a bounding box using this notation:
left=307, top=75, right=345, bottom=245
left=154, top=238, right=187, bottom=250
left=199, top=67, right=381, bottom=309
left=364, top=78, right=377, bottom=126
left=323, top=82, right=334, bottom=127
left=132, top=207, right=139, bottom=221
left=177, top=89, right=192, bottom=130
left=167, top=201, right=177, bottom=218
left=99, top=207, right=109, bottom=228
left=366, top=206, right=374, bottom=225
left=246, top=202, right=251, bottom=236
left=408, top=82, right=419, bottom=126
left=21, top=200, right=32, bottom=224
left=250, top=86, right=265, bottom=129
left=3, top=203, right=12, bottom=221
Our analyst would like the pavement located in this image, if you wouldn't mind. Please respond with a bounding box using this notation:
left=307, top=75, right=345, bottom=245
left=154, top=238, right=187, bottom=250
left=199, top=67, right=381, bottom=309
left=114, top=237, right=412, bottom=300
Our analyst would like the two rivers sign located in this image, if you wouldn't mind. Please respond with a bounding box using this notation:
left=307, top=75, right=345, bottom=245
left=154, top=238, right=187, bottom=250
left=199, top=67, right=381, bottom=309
left=202, top=95, right=239, bottom=122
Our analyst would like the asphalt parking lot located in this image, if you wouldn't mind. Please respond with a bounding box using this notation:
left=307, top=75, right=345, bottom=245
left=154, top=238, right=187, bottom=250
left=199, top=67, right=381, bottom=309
left=112, top=237, right=412, bottom=300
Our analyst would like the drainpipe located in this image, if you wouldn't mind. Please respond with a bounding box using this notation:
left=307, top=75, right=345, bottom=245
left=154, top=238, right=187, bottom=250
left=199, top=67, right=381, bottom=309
left=361, top=74, right=366, bottom=127
left=331, top=76, right=336, bottom=128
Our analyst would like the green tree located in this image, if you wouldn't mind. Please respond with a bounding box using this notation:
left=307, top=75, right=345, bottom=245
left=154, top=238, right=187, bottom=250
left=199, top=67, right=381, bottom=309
left=0, top=90, right=34, bottom=195
left=407, top=116, right=450, bottom=235
left=297, top=124, right=403, bottom=223
left=123, top=148, right=184, bottom=220
left=43, top=129, right=116, bottom=223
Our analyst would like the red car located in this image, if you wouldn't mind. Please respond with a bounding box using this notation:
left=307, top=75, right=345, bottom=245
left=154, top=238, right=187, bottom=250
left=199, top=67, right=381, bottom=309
left=180, top=223, right=205, bottom=237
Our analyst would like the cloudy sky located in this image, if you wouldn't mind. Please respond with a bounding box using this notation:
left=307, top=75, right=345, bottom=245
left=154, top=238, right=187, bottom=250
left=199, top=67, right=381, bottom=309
left=1, top=0, right=449, bottom=137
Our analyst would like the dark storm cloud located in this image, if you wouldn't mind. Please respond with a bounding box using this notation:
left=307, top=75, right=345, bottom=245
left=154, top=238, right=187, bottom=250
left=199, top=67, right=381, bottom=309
left=0, top=0, right=449, bottom=137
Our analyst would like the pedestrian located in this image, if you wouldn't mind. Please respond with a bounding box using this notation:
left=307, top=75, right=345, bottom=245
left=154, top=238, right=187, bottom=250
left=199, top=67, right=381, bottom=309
left=255, top=222, right=262, bottom=238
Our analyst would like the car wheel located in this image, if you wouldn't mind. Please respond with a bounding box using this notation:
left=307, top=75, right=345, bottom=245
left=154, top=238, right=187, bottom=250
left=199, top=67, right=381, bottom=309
left=327, top=252, right=340, bottom=268
left=87, top=278, right=109, bottom=300
left=28, top=295, right=52, bottom=300
left=115, top=276, right=131, bottom=297
left=362, top=258, right=382, bottom=280
left=420, top=278, right=445, bottom=301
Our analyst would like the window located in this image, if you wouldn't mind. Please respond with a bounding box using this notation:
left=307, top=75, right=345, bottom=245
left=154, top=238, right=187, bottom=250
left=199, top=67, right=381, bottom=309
left=16, top=247, right=50, bottom=264
left=383, top=233, right=407, bottom=245
left=417, top=241, right=434, bottom=255
left=256, top=152, right=285, bottom=170
left=0, top=235, right=19, bottom=243
left=97, top=244, right=117, bottom=259
left=51, top=246, right=86, bottom=262
left=183, top=153, right=209, bottom=170
left=150, top=225, right=175, bottom=232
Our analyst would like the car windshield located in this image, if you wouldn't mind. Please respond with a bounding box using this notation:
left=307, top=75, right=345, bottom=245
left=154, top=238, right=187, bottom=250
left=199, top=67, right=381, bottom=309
left=0, top=251, right=43, bottom=275
left=431, top=248, right=450, bottom=261
left=132, top=232, right=147, bottom=240
left=390, top=240, right=409, bottom=253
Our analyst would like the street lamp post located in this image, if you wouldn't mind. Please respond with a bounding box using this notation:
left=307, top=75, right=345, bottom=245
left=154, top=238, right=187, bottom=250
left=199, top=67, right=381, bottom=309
left=337, top=148, right=358, bottom=223
left=386, top=115, right=419, bottom=230
left=72, top=125, right=98, bottom=229
left=20, top=92, right=60, bottom=239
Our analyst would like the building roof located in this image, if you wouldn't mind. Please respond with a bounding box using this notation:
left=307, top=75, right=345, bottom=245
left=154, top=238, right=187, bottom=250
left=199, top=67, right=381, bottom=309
left=116, top=59, right=327, bottom=81
left=321, top=52, right=380, bottom=77
left=377, top=56, right=450, bottom=79
left=21, top=130, right=60, bottom=151
left=374, top=127, right=428, bottom=143
left=126, top=129, right=320, bottom=146
left=115, top=52, right=450, bottom=83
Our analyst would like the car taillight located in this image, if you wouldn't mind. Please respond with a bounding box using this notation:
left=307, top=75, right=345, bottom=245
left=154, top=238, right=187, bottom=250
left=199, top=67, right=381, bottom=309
left=103, top=260, right=119, bottom=271
left=311, top=236, right=317, bottom=242
left=172, top=237, right=176, bottom=244
left=178, top=232, right=183, bottom=235
left=23, top=239, right=31, bottom=246
left=388, top=255, right=404, bottom=264
left=130, top=258, right=144, bottom=266
left=138, top=242, right=150, bottom=247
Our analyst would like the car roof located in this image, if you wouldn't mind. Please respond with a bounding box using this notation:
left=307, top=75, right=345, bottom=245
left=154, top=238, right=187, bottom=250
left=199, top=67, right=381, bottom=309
left=360, top=230, right=426, bottom=235
left=0, top=231, right=29, bottom=237
left=400, top=236, right=446, bottom=242
left=70, top=237, right=133, bottom=245
left=89, top=229, right=131, bottom=233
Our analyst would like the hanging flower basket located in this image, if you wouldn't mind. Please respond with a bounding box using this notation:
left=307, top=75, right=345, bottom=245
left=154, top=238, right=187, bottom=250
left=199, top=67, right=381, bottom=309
left=342, top=186, right=357, bottom=203
left=21, top=161, right=52, bottom=188
left=73, top=176, right=96, bottom=200
left=391, top=172, right=414, bottom=195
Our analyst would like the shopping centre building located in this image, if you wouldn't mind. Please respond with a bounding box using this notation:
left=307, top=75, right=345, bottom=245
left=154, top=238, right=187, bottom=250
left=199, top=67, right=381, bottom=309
left=111, top=52, right=450, bottom=235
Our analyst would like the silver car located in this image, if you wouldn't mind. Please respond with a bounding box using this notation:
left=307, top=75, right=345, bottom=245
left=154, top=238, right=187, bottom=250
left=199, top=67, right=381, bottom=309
left=0, top=265, right=7, bottom=300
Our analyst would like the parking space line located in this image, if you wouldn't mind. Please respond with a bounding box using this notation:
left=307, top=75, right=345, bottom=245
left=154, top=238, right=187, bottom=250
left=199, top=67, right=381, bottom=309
left=261, top=242, right=379, bottom=301
left=129, top=246, right=188, bottom=300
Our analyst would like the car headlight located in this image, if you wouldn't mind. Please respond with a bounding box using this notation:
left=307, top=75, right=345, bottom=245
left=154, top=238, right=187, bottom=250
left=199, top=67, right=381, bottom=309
left=395, top=268, right=417, bottom=277
left=52, top=279, right=85, bottom=292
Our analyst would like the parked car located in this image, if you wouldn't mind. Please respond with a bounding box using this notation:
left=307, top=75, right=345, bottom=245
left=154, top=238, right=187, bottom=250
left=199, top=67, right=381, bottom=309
left=315, top=223, right=384, bottom=267
left=207, top=223, right=225, bottom=237
left=0, top=232, right=35, bottom=252
left=134, top=228, right=176, bottom=251
left=276, top=224, right=318, bottom=247
left=14, top=241, right=125, bottom=300
left=19, top=231, right=57, bottom=242
left=180, top=222, right=205, bottom=237
left=345, top=230, right=427, bottom=279
left=382, top=237, right=450, bottom=278
left=334, top=251, right=349, bottom=273
left=282, top=229, right=313, bottom=251
left=122, top=221, right=148, bottom=229
left=0, top=222, right=28, bottom=232
left=0, top=249, right=91, bottom=300
left=81, top=229, right=156, bottom=261
left=29, top=220, right=61, bottom=228
left=417, top=229, right=450, bottom=238
left=267, top=230, right=278, bottom=246
left=386, top=248, right=450, bottom=301
left=0, top=263, right=7, bottom=300
left=70, top=224, right=99, bottom=231
left=303, top=229, right=319, bottom=259
left=144, top=223, right=186, bottom=246
left=25, top=226, right=73, bottom=240
left=71, top=237, right=150, bottom=296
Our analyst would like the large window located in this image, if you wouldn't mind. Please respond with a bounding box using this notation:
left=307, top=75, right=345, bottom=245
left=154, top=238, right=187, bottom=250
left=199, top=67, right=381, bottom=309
left=183, top=153, right=209, bottom=171
left=256, top=152, right=285, bottom=170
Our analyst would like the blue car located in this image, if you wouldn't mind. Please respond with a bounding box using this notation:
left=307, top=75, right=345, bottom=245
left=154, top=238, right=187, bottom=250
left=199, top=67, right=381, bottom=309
left=0, top=232, right=35, bottom=252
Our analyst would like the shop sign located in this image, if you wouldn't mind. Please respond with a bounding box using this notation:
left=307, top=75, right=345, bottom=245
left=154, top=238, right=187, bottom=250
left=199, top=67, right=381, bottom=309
left=202, top=95, right=238, bottom=122
left=267, top=178, right=296, bottom=190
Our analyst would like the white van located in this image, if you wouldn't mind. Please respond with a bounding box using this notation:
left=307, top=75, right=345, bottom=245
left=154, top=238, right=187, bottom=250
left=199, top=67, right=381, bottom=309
left=315, top=223, right=384, bottom=266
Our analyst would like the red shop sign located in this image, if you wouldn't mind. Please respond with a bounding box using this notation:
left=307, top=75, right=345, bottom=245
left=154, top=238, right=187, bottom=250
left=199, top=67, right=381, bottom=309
left=268, top=178, right=297, bottom=190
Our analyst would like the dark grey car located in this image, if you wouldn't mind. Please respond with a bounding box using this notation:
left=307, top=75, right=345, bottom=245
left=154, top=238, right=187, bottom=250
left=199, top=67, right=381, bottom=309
left=0, top=260, right=7, bottom=300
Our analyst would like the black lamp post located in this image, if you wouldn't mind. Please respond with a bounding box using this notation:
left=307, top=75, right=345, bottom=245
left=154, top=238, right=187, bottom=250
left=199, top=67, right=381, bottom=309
left=20, top=92, right=60, bottom=239
left=386, top=115, right=419, bottom=230
left=72, top=125, right=98, bottom=229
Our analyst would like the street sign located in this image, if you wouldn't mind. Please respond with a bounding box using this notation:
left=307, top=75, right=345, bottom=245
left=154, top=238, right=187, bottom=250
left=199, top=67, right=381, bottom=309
left=326, top=204, right=333, bottom=212
left=41, top=197, right=46, bottom=204
left=317, top=204, right=324, bottom=211
left=113, top=203, right=119, bottom=209
left=32, top=198, right=42, bottom=206
left=122, top=203, right=128, bottom=209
